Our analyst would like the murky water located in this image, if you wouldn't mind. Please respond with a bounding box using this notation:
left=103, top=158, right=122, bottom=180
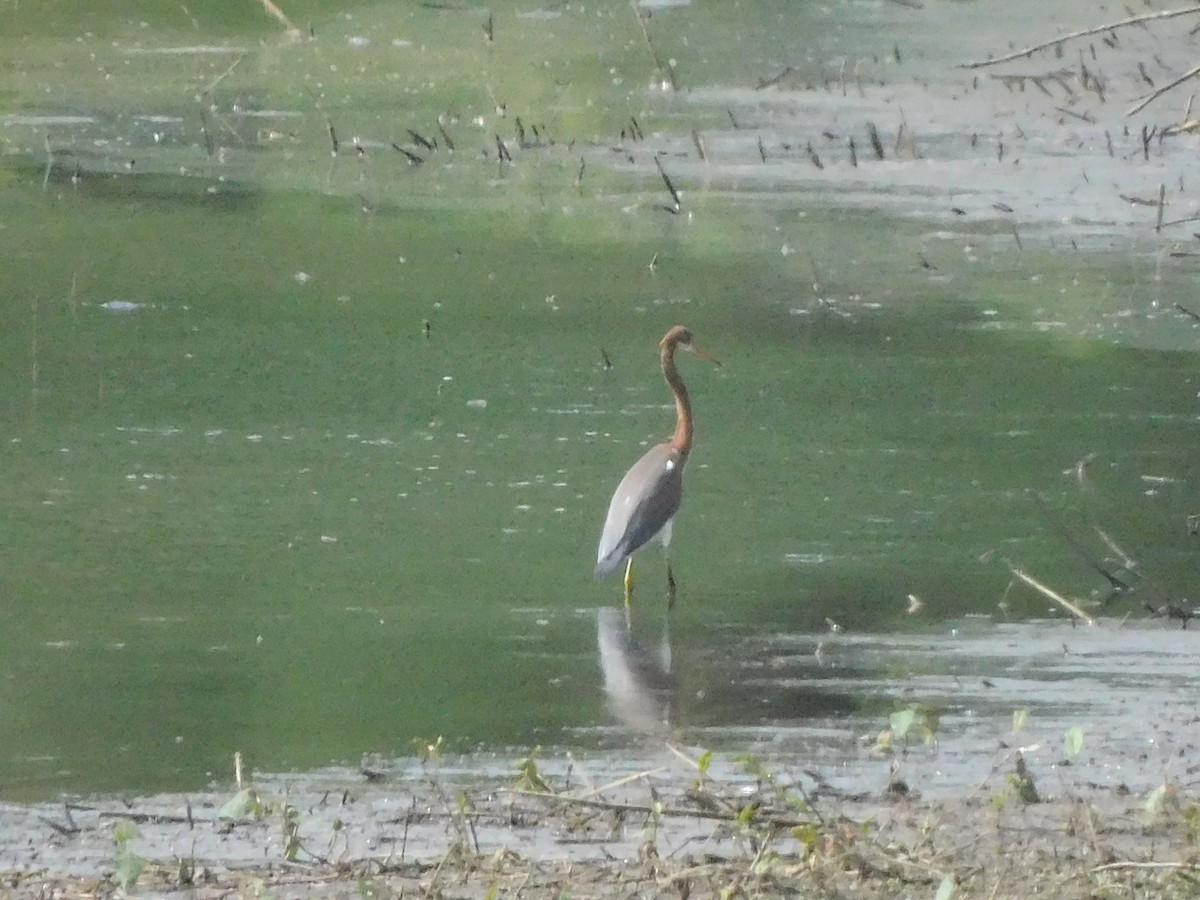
left=2, top=1, right=1199, bottom=801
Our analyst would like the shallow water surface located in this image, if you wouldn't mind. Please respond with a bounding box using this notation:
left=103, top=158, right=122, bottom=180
left=2, top=0, right=1199, bottom=800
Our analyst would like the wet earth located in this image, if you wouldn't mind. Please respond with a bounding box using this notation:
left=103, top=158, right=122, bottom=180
left=7, top=619, right=1200, bottom=897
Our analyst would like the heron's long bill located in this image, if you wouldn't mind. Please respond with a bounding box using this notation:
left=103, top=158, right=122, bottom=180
left=693, top=344, right=722, bottom=368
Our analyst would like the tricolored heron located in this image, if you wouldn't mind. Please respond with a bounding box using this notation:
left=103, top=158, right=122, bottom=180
left=594, top=325, right=720, bottom=608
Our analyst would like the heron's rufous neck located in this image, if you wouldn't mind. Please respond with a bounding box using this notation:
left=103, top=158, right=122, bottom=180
left=662, top=342, right=693, bottom=457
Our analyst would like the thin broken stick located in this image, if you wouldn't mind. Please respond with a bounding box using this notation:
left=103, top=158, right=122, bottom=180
left=258, top=0, right=302, bottom=38
left=1128, top=62, right=1200, bottom=116
left=664, top=742, right=702, bottom=771
left=512, top=789, right=818, bottom=829
left=578, top=766, right=669, bottom=800
left=201, top=53, right=246, bottom=97
left=1003, top=561, right=1096, bottom=625
left=960, top=6, right=1200, bottom=69
left=654, top=155, right=682, bottom=212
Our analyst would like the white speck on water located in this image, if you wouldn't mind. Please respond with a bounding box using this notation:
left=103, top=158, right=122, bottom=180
left=3, top=114, right=96, bottom=126
left=347, top=35, right=370, bottom=47
left=100, top=300, right=150, bottom=312
left=124, top=45, right=245, bottom=55
left=294, top=271, right=311, bottom=284
left=785, top=552, right=828, bottom=565
left=229, top=108, right=304, bottom=119
left=320, top=535, right=338, bottom=543
left=466, top=399, right=488, bottom=409
left=246, top=434, right=264, bottom=442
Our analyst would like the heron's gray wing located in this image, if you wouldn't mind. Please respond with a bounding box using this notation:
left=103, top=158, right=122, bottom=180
left=595, top=443, right=684, bottom=577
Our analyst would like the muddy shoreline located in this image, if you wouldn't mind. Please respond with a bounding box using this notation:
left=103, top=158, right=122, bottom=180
left=9, top=618, right=1200, bottom=897
left=5, top=744, right=1199, bottom=899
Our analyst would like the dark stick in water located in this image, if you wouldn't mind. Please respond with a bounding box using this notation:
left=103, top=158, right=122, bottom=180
left=654, top=155, right=681, bottom=212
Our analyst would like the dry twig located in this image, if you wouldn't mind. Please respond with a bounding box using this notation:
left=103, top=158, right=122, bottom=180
left=960, top=6, right=1200, bottom=70
left=1128, top=62, right=1200, bottom=116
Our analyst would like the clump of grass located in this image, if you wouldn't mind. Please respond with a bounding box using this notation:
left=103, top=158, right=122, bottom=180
left=873, top=705, right=943, bottom=754
left=112, top=819, right=146, bottom=891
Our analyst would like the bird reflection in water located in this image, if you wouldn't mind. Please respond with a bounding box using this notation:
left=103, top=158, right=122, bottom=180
left=596, top=606, right=677, bottom=735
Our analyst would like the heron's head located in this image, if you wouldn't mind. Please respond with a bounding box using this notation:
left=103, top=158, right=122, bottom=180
left=660, top=325, right=695, bottom=350
left=661, top=325, right=720, bottom=366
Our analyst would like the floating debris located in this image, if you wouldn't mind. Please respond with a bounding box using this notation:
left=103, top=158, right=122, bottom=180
left=99, top=300, right=152, bottom=313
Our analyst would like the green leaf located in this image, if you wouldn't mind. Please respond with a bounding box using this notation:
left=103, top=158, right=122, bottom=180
left=791, top=823, right=820, bottom=852
left=1012, top=708, right=1029, bottom=735
left=735, top=802, right=758, bottom=827
left=113, top=819, right=140, bottom=846
left=115, top=848, right=145, bottom=891
left=515, top=747, right=551, bottom=792
left=889, top=708, right=917, bottom=740
left=736, top=753, right=768, bottom=780
left=218, top=787, right=262, bottom=820
left=1144, top=783, right=1170, bottom=821
left=935, top=874, right=957, bottom=900
left=1064, top=725, right=1084, bottom=760
left=697, top=750, right=713, bottom=776
left=920, top=706, right=942, bottom=740
left=873, top=728, right=894, bottom=755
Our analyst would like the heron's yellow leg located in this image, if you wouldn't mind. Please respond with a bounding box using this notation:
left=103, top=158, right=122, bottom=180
left=623, top=558, right=635, bottom=607
left=667, top=564, right=677, bottom=611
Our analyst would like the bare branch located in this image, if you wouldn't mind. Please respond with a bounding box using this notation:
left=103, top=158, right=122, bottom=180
left=1128, top=62, right=1200, bottom=116
left=961, top=6, right=1200, bottom=70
